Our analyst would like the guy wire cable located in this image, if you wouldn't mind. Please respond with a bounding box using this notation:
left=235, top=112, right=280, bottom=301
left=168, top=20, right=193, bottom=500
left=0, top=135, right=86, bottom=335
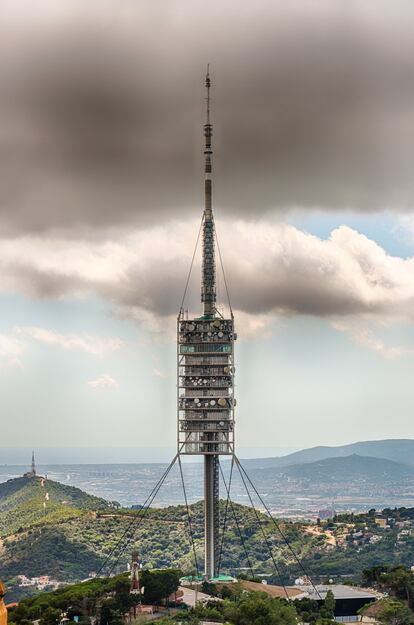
left=235, top=456, right=323, bottom=600
left=234, top=458, right=291, bottom=602
left=217, top=455, right=235, bottom=576
left=178, top=454, right=200, bottom=579
left=218, top=459, right=255, bottom=579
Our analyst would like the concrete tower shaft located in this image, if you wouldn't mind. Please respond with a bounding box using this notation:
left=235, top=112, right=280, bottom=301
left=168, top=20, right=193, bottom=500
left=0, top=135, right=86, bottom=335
left=202, top=68, right=219, bottom=580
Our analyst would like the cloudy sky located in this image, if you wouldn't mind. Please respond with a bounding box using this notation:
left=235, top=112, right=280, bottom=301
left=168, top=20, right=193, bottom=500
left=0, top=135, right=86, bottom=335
left=1, top=0, right=414, bottom=460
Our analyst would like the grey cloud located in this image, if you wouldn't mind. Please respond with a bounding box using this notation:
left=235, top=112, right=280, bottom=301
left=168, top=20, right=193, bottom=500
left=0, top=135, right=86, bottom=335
left=2, top=1, right=414, bottom=234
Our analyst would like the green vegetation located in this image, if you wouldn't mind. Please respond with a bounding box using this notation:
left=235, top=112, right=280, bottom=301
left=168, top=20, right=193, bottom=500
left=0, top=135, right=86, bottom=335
left=0, top=477, right=323, bottom=589
left=212, top=591, right=297, bottom=625
left=379, top=599, right=412, bottom=625
left=0, top=476, right=114, bottom=537
left=266, top=507, right=414, bottom=582
left=8, top=571, right=181, bottom=625
left=3, top=475, right=414, bottom=604
left=140, top=569, right=181, bottom=604
left=7, top=574, right=302, bottom=625
left=1, top=501, right=323, bottom=586
left=359, top=565, right=414, bottom=625
left=8, top=564, right=414, bottom=625
left=363, top=565, right=414, bottom=610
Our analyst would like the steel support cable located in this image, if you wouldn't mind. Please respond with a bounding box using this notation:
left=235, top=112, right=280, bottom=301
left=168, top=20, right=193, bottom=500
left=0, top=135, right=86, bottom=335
left=218, top=459, right=255, bottom=579
left=214, top=224, right=233, bottom=316
left=97, top=463, right=174, bottom=576
left=178, top=214, right=204, bottom=316
left=105, top=453, right=180, bottom=576
left=234, top=459, right=291, bottom=602
left=97, top=453, right=180, bottom=577
left=178, top=455, right=200, bottom=579
left=104, top=435, right=196, bottom=575
left=234, top=456, right=322, bottom=600
left=217, top=456, right=235, bottom=576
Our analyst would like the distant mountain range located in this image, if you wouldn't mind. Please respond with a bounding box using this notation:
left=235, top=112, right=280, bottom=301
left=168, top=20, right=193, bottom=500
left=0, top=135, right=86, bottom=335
left=279, top=454, right=414, bottom=482
left=243, top=438, right=414, bottom=469
left=1, top=439, right=413, bottom=512
left=243, top=440, right=414, bottom=503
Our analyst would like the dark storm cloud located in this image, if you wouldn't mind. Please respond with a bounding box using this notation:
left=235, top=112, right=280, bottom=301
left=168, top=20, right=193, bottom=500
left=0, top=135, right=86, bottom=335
left=2, top=0, right=414, bottom=233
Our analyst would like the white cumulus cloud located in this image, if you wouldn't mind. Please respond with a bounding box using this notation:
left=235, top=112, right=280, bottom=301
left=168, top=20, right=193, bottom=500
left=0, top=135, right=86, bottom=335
left=87, top=374, right=118, bottom=389
left=331, top=321, right=408, bottom=360
left=0, top=334, right=24, bottom=370
left=0, top=219, right=414, bottom=348
left=14, top=326, right=123, bottom=356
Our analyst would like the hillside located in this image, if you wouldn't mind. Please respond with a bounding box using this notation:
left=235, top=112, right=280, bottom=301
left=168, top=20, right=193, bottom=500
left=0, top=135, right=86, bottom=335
left=0, top=499, right=320, bottom=584
left=2, top=475, right=414, bottom=604
left=243, top=438, right=414, bottom=469
left=0, top=475, right=114, bottom=536
left=3, top=497, right=414, bottom=592
left=0, top=475, right=318, bottom=583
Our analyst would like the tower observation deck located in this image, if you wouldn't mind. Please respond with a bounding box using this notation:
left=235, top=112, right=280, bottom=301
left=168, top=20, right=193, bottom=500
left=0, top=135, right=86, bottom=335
left=177, top=69, right=236, bottom=579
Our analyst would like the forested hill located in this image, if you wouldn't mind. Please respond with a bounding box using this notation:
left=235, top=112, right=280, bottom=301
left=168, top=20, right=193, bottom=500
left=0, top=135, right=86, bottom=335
left=0, top=475, right=115, bottom=536
left=2, top=475, right=414, bottom=603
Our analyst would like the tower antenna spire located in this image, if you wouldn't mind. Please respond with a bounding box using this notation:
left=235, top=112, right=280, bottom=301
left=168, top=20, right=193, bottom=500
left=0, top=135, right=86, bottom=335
left=205, top=64, right=211, bottom=125
left=202, top=65, right=215, bottom=316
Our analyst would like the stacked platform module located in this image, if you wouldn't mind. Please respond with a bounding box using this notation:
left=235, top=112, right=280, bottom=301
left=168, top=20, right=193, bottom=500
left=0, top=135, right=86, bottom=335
left=178, top=315, right=236, bottom=455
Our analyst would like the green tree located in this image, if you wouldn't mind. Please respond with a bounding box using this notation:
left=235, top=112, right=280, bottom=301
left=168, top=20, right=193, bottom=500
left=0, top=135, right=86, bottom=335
left=99, top=601, right=123, bottom=625
left=378, top=599, right=412, bottom=625
left=295, top=597, right=320, bottom=624
left=222, top=592, right=297, bottom=625
left=39, top=606, right=61, bottom=625
left=320, top=590, right=335, bottom=620
left=140, top=569, right=181, bottom=605
left=382, top=567, right=414, bottom=609
left=363, top=565, right=390, bottom=586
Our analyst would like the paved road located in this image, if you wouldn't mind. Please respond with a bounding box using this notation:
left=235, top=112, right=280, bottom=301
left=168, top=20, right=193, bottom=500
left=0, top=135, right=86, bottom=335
left=179, top=586, right=219, bottom=608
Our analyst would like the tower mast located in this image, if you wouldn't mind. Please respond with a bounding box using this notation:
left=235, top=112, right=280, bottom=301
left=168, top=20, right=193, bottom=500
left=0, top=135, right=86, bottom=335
left=177, top=67, right=236, bottom=580
left=202, top=67, right=220, bottom=579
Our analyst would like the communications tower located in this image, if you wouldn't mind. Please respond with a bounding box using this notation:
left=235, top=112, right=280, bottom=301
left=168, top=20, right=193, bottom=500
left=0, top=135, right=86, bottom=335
left=23, top=451, right=37, bottom=478
left=31, top=451, right=36, bottom=476
left=130, top=550, right=140, bottom=594
left=177, top=68, right=236, bottom=579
